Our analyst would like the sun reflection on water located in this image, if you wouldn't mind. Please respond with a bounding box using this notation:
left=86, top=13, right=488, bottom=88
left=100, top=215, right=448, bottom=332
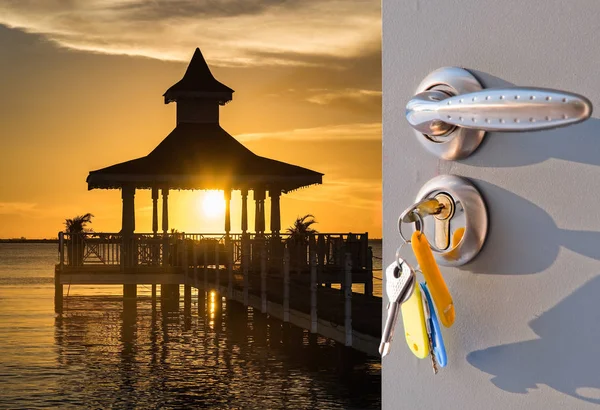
left=209, top=290, right=216, bottom=327
left=0, top=244, right=382, bottom=409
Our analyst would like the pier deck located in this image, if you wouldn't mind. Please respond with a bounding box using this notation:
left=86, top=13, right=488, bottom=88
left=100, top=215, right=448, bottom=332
left=55, top=232, right=382, bottom=356
left=56, top=265, right=382, bottom=356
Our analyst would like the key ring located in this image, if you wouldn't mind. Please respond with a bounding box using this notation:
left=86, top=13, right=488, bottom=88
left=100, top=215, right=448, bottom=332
left=395, top=242, right=422, bottom=273
left=395, top=241, right=419, bottom=272
left=395, top=242, right=408, bottom=271
left=398, top=204, right=446, bottom=253
left=398, top=210, right=424, bottom=244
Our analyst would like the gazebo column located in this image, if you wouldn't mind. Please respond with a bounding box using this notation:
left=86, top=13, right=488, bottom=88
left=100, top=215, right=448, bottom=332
left=160, top=187, right=177, bottom=300
left=151, top=187, right=159, bottom=298
left=122, top=185, right=136, bottom=298
left=269, top=189, right=282, bottom=271
left=253, top=188, right=266, bottom=274
left=152, top=187, right=159, bottom=235
left=241, top=189, right=248, bottom=235
left=162, top=187, right=169, bottom=234
left=240, top=189, right=249, bottom=273
left=254, top=189, right=266, bottom=235
left=224, top=189, right=231, bottom=237
left=270, top=189, right=281, bottom=236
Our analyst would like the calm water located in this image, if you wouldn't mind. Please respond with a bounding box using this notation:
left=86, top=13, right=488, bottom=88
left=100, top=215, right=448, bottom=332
left=0, top=243, right=382, bottom=409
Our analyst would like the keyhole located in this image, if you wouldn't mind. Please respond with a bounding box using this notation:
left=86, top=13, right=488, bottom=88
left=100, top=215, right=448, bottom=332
left=433, top=193, right=455, bottom=250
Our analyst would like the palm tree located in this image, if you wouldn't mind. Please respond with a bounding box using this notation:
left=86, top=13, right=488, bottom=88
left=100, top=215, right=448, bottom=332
left=64, top=213, right=94, bottom=234
left=285, top=214, right=318, bottom=270
left=64, top=213, right=93, bottom=266
left=285, top=214, right=318, bottom=244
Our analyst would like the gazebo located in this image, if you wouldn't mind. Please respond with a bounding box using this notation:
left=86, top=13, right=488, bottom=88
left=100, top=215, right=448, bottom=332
left=87, top=47, right=322, bottom=260
left=53, top=47, right=374, bottom=319
left=85, top=48, right=323, bottom=297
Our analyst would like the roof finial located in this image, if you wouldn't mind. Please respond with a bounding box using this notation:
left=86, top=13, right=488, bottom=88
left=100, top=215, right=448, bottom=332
left=163, top=47, right=234, bottom=105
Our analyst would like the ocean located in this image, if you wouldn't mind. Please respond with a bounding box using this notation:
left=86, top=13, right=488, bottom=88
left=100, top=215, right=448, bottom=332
left=0, top=243, right=382, bottom=409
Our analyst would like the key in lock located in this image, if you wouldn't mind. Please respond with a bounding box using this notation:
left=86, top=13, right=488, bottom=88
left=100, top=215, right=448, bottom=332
left=433, top=193, right=454, bottom=251
left=401, top=194, right=455, bottom=251
left=400, top=174, right=489, bottom=267
left=399, top=193, right=455, bottom=251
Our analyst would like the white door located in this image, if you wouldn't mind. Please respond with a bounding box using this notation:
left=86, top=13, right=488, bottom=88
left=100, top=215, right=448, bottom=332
left=382, top=1, right=600, bottom=409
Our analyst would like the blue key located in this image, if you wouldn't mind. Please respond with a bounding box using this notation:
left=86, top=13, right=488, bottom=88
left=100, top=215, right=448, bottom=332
left=420, top=282, right=447, bottom=368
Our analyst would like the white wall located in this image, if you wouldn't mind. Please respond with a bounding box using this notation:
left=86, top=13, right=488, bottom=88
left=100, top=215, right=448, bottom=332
left=382, top=1, right=600, bottom=408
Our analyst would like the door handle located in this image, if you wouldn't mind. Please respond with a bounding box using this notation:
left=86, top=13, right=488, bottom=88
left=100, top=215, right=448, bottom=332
left=406, top=67, right=594, bottom=159
left=407, top=88, right=592, bottom=134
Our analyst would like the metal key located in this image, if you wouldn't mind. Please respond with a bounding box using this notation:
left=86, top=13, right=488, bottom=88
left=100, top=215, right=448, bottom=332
left=421, top=285, right=438, bottom=374
left=379, top=259, right=416, bottom=357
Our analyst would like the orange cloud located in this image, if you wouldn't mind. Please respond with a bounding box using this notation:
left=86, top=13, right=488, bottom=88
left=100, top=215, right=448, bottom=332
left=0, top=0, right=380, bottom=66
left=306, top=88, right=382, bottom=105
left=236, top=123, right=381, bottom=142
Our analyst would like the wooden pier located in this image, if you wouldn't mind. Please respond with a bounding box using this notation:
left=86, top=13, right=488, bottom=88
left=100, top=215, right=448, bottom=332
left=55, top=232, right=382, bottom=356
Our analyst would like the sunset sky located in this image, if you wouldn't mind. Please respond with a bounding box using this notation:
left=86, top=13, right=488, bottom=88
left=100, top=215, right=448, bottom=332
left=0, top=0, right=381, bottom=238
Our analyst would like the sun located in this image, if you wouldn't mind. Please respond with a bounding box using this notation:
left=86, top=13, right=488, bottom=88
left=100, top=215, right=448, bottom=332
left=200, top=191, right=225, bottom=219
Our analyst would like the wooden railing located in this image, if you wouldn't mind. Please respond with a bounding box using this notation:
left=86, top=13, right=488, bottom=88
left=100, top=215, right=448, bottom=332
left=58, top=232, right=371, bottom=273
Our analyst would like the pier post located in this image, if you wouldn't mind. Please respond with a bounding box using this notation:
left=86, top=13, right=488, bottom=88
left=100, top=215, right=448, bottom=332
left=243, top=237, right=249, bottom=306
left=152, top=284, right=156, bottom=301
left=160, top=284, right=179, bottom=311
left=283, top=247, right=290, bottom=322
left=193, top=241, right=198, bottom=287
left=184, top=238, right=191, bottom=326
left=122, top=297, right=137, bottom=351
left=59, top=232, right=65, bottom=270
left=122, top=185, right=137, bottom=299
left=54, top=271, right=63, bottom=314
left=55, top=232, right=64, bottom=313
left=365, top=246, right=374, bottom=297
left=123, top=284, right=137, bottom=299
left=215, top=241, right=220, bottom=291
left=310, top=246, right=318, bottom=333
left=344, top=252, right=353, bottom=347
left=183, top=233, right=188, bottom=283
left=227, top=241, right=233, bottom=298
left=203, top=242, right=208, bottom=290
left=261, top=246, right=267, bottom=313
left=198, top=288, right=205, bottom=317
left=162, top=234, right=169, bottom=272
left=184, top=284, right=192, bottom=316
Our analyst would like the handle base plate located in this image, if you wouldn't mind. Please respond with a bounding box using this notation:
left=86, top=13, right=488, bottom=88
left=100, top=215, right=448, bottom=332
left=413, top=67, right=485, bottom=160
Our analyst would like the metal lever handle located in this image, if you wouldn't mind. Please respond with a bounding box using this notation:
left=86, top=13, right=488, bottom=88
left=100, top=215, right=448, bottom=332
left=406, top=87, right=592, bottom=136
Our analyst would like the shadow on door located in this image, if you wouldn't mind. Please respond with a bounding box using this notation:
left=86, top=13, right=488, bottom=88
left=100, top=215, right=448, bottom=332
left=466, top=180, right=600, bottom=275
left=467, top=275, right=600, bottom=404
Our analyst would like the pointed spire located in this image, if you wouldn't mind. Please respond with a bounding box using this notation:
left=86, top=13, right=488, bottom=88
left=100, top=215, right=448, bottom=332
left=163, top=47, right=234, bottom=105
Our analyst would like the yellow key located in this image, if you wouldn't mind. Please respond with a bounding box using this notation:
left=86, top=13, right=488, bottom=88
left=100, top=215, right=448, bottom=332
left=411, top=231, right=455, bottom=328
left=401, top=284, right=430, bottom=359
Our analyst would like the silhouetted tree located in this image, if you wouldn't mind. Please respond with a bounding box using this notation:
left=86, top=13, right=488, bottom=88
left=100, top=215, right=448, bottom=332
left=64, top=213, right=94, bottom=234
left=285, top=214, right=318, bottom=270
left=286, top=214, right=318, bottom=244
left=286, top=214, right=317, bottom=234
left=63, top=213, right=93, bottom=266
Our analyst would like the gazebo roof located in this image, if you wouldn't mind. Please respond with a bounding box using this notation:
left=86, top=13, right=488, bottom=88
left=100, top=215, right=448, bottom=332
left=163, top=48, right=234, bottom=105
left=86, top=122, right=323, bottom=192
left=87, top=47, right=323, bottom=193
